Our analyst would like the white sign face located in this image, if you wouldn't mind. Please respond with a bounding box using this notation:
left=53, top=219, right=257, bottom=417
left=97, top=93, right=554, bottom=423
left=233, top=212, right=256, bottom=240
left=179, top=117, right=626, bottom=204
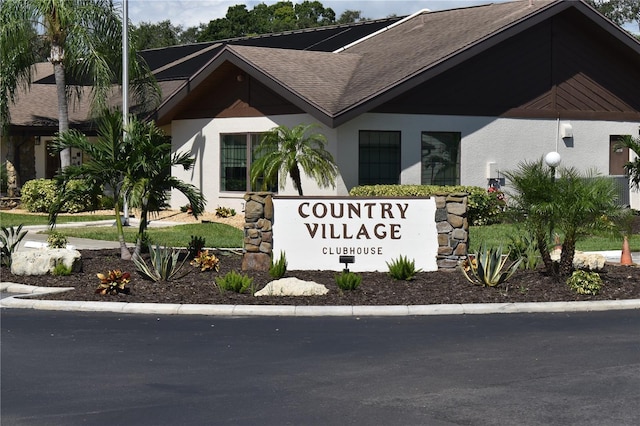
left=272, top=197, right=438, bottom=272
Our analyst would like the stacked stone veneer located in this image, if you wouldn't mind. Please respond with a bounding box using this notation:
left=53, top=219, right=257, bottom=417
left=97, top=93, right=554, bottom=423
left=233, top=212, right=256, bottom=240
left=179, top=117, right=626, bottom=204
left=434, top=193, right=469, bottom=269
left=242, top=192, right=469, bottom=271
left=242, top=192, right=274, bottom=271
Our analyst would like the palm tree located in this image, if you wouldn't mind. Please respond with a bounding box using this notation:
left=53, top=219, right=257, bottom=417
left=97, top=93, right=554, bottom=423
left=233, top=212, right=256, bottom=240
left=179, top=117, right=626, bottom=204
left=615, top=135, right=640, bottom=190
left=250, top=124, right=338, bottom=196
left=51, top=111, right=206, bottom=261
left=50, top=110, right=132, bottom=260
left=0, top=0, right=159, bottom=168
left=505, top=158, right=626, bottom=279
left=124, top=118, right=205, bottom=258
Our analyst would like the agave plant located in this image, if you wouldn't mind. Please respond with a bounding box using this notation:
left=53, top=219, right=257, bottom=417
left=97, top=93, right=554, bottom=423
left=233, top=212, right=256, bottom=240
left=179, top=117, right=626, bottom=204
left=0, top=224, right=28, bottom=267
left=461, top=244, right=522, bottom=287
left=133, top=244, right=190, bottom=282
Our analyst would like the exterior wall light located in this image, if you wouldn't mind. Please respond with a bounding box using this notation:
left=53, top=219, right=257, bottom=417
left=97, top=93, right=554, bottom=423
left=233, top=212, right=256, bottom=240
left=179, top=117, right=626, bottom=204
left=544, top=151, right=561, bottom=169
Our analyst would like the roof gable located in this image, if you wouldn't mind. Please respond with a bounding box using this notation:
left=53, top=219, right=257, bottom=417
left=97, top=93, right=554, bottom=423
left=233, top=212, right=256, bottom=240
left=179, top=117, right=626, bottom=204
left=152, top=0, right=640, bottom=127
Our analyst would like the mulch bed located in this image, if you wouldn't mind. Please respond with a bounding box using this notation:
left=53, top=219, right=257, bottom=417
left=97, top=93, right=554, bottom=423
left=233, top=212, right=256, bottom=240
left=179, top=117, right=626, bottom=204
left=3, top=249, right=640, bottom=305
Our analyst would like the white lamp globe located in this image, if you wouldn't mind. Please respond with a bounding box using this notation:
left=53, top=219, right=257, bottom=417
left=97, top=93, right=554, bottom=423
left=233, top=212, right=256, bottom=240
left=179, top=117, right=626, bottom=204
left=544, top=151, right=561, bottom=168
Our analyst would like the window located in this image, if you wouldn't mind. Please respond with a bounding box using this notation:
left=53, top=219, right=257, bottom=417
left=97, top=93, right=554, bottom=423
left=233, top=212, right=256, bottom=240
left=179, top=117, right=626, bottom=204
left=220, top=133, right=276, bottom=192
left=421, top=132, right=460, bottom=186
left=358, top=130, right=401, bottom=185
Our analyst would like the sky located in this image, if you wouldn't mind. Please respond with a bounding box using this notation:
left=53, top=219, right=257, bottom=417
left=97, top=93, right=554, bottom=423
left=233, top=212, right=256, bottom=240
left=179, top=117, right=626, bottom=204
left=125, top=0, right=639, bottom=34
left=125, top=0, right=528, bottom=28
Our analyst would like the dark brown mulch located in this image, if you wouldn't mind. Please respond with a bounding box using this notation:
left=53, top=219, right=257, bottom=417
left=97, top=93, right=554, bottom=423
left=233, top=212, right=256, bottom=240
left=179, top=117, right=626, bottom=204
left=3, top=249, right=640, bottom=305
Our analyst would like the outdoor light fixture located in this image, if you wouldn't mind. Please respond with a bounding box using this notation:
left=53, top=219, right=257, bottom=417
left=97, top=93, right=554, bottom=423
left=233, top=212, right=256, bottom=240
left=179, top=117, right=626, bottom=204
left=544, top=151, right=561, bottom=168
left=339, top=255, right=355, bottom=272
left=560, top=123, right=573, bottom=139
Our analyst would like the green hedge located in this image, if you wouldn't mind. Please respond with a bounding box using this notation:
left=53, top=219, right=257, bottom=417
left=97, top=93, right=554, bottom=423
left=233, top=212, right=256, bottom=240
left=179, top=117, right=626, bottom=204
left=349, top=184, right=505, bottom=226
left=20, top=178, right=102, bottom=213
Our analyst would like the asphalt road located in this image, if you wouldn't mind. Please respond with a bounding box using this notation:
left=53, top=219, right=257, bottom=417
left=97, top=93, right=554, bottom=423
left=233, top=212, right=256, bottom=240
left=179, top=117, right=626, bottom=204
left=1, top=309, right=639, bottom=426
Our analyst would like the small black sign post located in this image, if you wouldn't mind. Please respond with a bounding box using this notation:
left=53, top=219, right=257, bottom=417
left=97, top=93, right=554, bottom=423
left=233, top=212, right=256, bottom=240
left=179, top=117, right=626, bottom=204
left=339, top=255, right=355, bottom=273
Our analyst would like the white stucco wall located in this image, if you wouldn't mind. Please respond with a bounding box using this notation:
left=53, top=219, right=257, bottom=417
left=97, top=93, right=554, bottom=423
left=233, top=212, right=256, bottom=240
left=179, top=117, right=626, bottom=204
left=170, top=114, right=342, bottom=213
left=171, top=113, right=640, bottom=212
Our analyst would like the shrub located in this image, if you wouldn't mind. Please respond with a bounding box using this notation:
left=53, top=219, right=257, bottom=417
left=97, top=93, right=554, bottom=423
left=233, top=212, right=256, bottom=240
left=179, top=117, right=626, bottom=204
left=335, top=271, right=362, bottom=290
left=190, top=249, right=220, bottom=271
left=215, top=270, right=254, bottom=294
left=99, top=195, right=116, bottom=210
left=567, top=270, right=603, bottom=295
left=507, top=233, right=541, bottom=270
left=21, top=179, right=57, bottom=212
left=387, top=255, right=421, bottom=281
left=187, top=235, right=206, bottom=259
left=96, top=269, right=131, bottom=295
left=269, top=251, right=287, bottom=279
left=47, top=231, right=68, bottom=249
left=215, top=206, right=236, bottom=218
left=461, top=244, right=522, bottom=286
left=133, top=244, right=190, bottom=282
left=59, top=179, right=101, bottom=213
left=21, top=178, right=100, bottom=213
left=349, top=184, right=504, bottom=225
left=52, top=263, right=72, bottom=276
left=0, top=224, right=28, bottom=267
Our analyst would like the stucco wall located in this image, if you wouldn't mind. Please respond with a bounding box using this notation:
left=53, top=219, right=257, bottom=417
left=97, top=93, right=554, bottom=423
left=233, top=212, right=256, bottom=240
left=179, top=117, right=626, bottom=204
left=171, top=113, right=640, bottom=212
left=170, top=114, right=341, bottom=213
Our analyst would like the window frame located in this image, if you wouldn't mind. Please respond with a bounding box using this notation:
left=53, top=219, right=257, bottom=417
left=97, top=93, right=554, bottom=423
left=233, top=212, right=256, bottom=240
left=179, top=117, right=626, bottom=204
left=358, top=130, right=402, bottom=186
left=219, top=132, right=277, bottom=193
left=420, top=131, right=461, bottom=186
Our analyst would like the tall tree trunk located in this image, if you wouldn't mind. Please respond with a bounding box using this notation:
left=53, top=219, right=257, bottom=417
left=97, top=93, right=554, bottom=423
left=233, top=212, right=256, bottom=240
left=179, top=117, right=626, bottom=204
left=133, top=198, right=150, bottom=259
left=113, top=198, right=132, bottom=260
left=51, top=44, right=71, bottom=169
left=559, top=237, right=576, bottom=277
left=290, top=164, right=303, bottom=196
left=536, top=229, right=558, bottom=279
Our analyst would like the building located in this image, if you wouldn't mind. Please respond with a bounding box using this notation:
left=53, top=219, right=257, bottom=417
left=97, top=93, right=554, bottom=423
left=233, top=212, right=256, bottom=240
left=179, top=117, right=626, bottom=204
left=3, top=0, right=640, bottom=209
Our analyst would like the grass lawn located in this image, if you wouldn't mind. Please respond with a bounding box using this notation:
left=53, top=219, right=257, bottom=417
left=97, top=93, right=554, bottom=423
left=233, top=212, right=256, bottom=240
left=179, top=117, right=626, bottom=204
left=0, top=212, right=114, bottom=226
left=39, top=223, right=243, bottom=249
left=470, top=223, right=639, bottom=252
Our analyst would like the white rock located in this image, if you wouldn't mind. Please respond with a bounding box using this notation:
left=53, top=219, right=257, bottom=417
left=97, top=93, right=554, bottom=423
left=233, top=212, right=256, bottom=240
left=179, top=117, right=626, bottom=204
left=11, top=248, right=82, bottom=276
left=572, top=253, right=606, bottom=271
left=550, top=250, right=606, bottom=271
left=255, top=277, right=329, bottom=297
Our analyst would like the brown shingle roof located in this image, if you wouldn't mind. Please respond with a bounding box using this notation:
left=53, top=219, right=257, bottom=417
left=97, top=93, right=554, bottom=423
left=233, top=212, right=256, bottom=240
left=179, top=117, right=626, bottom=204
left=199, top=0, right=562, bottom=124
left=334, top=0, right=557, bottom=112
left=226, top=45, right=362, bottom=114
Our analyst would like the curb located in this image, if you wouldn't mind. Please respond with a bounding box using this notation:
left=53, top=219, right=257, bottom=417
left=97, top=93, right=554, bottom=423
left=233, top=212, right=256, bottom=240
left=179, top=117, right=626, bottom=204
left=2, top=282, right=640, bottom=317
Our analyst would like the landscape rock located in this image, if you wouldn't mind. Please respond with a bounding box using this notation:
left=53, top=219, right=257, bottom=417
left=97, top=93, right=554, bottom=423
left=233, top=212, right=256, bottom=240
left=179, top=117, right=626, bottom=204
left=255, top=277, right=329, bottom=297
left=242, top=252, right=271, bottom=271
left=11, top=248, right=82, bottom=276
left=550, top=250, right=606, bottom=271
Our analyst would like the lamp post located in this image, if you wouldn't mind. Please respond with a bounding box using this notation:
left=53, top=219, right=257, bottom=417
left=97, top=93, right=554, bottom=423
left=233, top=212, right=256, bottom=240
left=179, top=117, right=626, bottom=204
left=544, top=151, right=561, bottom=178
left=544, top=151, right=561, bottom=249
